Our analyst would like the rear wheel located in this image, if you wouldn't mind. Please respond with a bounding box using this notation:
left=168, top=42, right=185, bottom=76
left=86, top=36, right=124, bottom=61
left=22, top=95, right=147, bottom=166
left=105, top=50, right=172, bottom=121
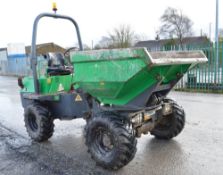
left=24, top=103, right=54, bottom=142
left=85, top=112, right=137, bottom=170
left=151, top=98, right=185, bottom=140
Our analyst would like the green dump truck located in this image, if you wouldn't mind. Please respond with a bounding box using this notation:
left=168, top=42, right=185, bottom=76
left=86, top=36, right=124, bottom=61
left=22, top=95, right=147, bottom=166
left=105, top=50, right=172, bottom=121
left=18, top=12, right=207, bottom=170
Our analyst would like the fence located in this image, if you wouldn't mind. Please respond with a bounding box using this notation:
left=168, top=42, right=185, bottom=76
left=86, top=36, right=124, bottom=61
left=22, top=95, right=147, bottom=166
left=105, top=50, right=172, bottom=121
left=171, top=42, right=223, bottom=92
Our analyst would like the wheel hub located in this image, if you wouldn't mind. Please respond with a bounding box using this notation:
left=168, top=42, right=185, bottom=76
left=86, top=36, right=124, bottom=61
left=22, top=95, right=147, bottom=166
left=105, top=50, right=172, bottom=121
left=102, top=133, right=114, bottom=150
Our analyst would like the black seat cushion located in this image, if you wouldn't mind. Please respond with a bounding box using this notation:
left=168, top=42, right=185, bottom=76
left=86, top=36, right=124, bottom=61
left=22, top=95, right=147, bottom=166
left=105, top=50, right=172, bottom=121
left=45, top=52, right=73, bottom=76
left=47, top=66, right=72, bottom=76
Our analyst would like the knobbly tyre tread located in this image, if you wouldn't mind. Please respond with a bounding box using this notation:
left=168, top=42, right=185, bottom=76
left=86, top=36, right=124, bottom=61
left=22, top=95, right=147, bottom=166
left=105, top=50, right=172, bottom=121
left=85, top=112, right=137, bottom=170
left=151, top=98, right=185, bottom=140
left=24, top=103, right=54, bottom=142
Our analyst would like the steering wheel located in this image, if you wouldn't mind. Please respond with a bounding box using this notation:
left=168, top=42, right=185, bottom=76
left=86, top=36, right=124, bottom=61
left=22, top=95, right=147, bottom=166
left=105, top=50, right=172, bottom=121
left=64, top=47, right=78, bottom=58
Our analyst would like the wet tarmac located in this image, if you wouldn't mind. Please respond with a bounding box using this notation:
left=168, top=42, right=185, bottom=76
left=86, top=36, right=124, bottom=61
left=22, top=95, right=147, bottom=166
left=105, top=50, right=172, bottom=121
left=0, top=76, right=223, bottom=175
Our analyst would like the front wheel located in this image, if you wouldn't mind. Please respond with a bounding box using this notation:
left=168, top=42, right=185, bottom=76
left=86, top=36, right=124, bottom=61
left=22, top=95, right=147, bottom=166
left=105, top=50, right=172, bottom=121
left=85, top=112, right=137, bottom=170
left=151, top=98, right=185, bottom=140
left=24, top=103, right=54, bottom=142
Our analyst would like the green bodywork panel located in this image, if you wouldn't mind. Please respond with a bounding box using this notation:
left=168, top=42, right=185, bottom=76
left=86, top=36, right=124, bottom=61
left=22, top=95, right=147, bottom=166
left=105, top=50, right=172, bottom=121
left=22, top=48, right=201, bottom=105
left=21, top=75, right=73, bottom=94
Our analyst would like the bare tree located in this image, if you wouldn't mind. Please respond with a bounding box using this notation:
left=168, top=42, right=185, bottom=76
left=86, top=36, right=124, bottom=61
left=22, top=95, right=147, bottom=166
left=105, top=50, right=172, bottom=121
left=108, top=25, right=136, bottom=48
left=159, top=7, right=194, bottom=48
left=95, top=25, right=137, bottom=49
left=98, top=36, right=113, bottom=49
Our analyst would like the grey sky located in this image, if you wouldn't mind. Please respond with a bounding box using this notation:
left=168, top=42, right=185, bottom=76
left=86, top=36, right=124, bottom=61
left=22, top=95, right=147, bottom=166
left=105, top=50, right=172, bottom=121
left=0, top=0, right=222, bottom=48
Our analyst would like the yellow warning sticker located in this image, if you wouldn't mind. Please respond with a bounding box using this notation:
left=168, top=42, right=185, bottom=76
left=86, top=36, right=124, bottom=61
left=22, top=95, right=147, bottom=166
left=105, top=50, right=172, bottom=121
left=75, top=94, right=82, bottom=101
left=47, top=78, right=51, bottom=84
left=58, top=83, right=64, bottom=92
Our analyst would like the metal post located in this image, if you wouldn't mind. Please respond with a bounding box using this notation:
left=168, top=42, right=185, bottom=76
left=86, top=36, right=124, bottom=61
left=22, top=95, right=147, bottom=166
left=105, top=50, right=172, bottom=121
left=92, top=40, right=94, bottom=50
left=209, top=23, right=212, bottom=41
left=221, top=43, right=223, bottom=88
left=215, top=0, right=219, bottom=84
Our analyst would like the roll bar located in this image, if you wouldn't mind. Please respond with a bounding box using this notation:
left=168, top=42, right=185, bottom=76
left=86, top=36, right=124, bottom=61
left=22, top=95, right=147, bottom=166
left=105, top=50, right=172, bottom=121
left=31, top=13, right=83, bottom=93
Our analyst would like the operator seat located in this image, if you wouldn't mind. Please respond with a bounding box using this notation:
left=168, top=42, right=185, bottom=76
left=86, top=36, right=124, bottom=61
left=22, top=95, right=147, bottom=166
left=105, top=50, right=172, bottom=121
left=46, top=52, right=72, bottom=76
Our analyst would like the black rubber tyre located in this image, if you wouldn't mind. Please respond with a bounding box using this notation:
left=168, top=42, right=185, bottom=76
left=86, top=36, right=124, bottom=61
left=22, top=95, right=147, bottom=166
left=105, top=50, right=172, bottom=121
left=85, top=112, right=137, bottom=170
left=151, top=98, right=185, bottom=140
left=24, top=103, right=54, bottom=142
